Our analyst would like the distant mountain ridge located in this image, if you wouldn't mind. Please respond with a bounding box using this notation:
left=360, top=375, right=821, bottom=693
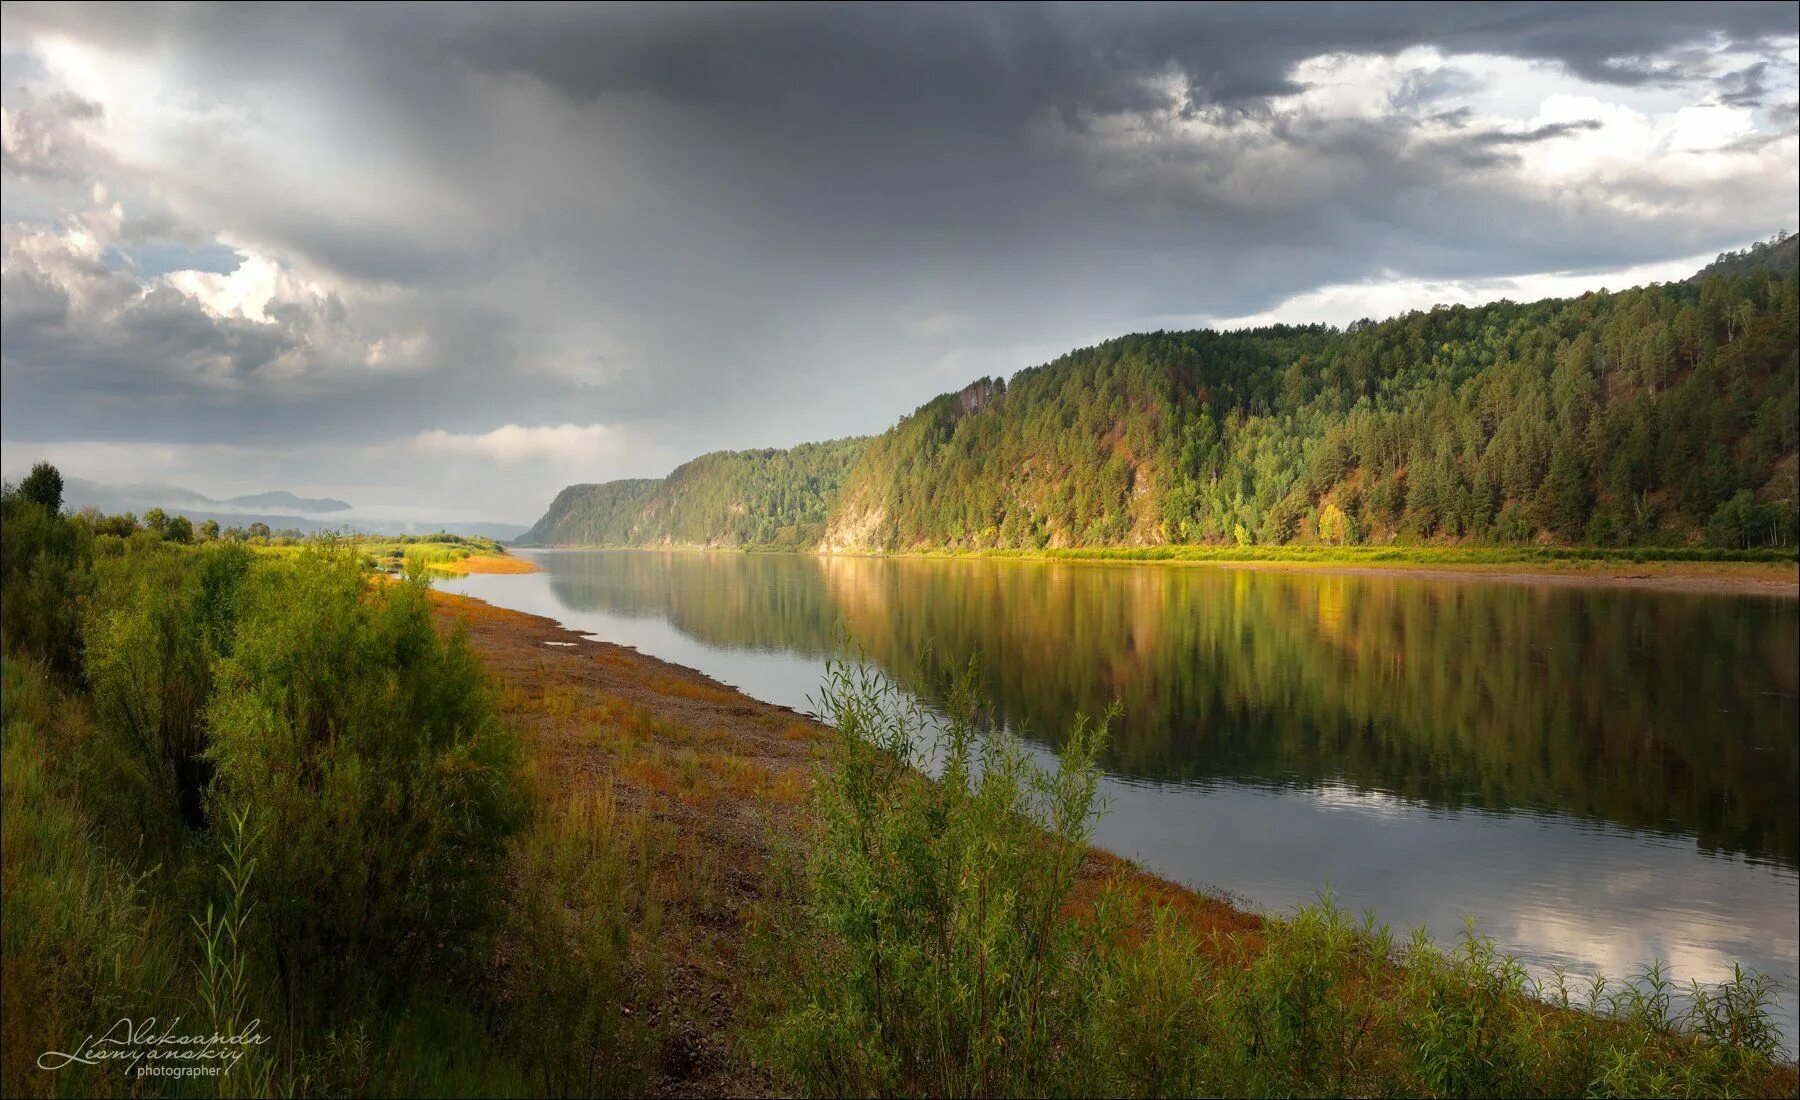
left=61, top=477, right=349, bottom=517
left=53, top=477, right=525, bottom=540
left=526, top=237, right=1799, bottom=552
left=219, top=489, right=352, bottom=512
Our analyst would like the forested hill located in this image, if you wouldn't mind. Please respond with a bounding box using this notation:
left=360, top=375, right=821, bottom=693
left=526, top=244, right=1798, bottom=553
left=1690, top=231, right=1796, bottom=283
left=822, top=252, right=1797, bottom=551
left=516, top=438, right=869, bottom=547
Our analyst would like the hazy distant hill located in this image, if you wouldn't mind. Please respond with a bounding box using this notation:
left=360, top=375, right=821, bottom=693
left=526, top=239, right=1799, bottom=552
left=61, top=477, right=347, bottom=518
left=516, top=440, right=868, bottom=547
left=219, top=489, right=352, bottom=512
left=520, top=479, right=661, bottom=546
left=54, top=477, right=525, bottom=540
left=60, top=478, right=211, bottom=515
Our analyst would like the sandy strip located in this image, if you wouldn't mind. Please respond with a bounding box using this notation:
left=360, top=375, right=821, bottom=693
left=1172, top=558, right=1800, bottom=598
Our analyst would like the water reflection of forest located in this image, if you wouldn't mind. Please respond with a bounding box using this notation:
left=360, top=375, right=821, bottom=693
left=545, top=552, right=1799, bottom=866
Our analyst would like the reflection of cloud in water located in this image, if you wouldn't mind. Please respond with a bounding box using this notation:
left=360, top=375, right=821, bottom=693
left=1090, top=775, right=1799, bottom=1050
left=1308, top=782, right=1415, bottom=820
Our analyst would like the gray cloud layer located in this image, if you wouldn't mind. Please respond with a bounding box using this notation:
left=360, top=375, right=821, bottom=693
left=2, top=2, right=1796, bottom=517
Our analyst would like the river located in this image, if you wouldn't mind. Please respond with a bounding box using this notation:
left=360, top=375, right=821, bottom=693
left=438, top=548, right=1800, bottom=1047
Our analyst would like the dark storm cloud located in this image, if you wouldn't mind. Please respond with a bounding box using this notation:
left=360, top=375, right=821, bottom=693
left=1718, top=60, right=1775, bottom=106
left=1436, top=119, right=1608, bottom=169
left=1474, top=119, right=1608, bottom=145
left=2, top=2, right=1797, bottom=517
left=450, top=2, right=1797, bottom=107
left=238, top=208, right=479, bottom=288
left=426, top=2, right=1795, bottom=260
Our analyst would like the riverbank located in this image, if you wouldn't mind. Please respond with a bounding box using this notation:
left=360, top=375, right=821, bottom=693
left=434, top=551, right=542, bottom=575
left=428, top=588, right=1258, bottom=1095
left=514, top=542, right=1799, bottom=597
left=431, top=586, right=1798, bottom=1097
left=282, top=534, right=540, bottom=576
left=956, top=552, right=1800, bottom=598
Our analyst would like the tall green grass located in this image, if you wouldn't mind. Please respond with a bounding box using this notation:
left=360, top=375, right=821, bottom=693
left=190, top=805, right=273, bottom=1097
left=492, top=782, right=660, bottom=1096
left=1, top=656, right=180, bottom=1096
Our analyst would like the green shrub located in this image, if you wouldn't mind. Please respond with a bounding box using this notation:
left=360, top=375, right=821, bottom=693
left=4, top=524, right=581, bottom=1096
left=1074, top=897, right=1217, bottom=1095
left=1221, top=894, right=1397, bottom=1095
left=85, top=542, right=252, bottom=832
left=0, top=492, right=93, bottom=681
left=1397, top=922, right=1534, bottom=1097
left=761, top=653, right=1121, bottom=1096
left=204, top=549, right=530, bottom=1026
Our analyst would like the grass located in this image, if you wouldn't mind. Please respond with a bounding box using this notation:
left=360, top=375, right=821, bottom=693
left=254, top=531, right=527, bottom=577
left=496, top=776, right=657, bottom=1096
left=648, top=672, right=744, bottom=705
left=895, top=542, right=1799, bottom=567
left=514, top=540, right=1796, bottom=568
left=1, top=656, right=180, bottom=1097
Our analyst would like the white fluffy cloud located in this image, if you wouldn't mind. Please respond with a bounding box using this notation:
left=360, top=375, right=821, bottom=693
left=1042, top=43, right=1797, bottom=234
left=1, top=192, right=418, bottom=392
left=1195, top=250, right=1719, bottom=332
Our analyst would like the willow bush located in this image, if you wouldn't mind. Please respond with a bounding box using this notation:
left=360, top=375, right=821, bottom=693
left=756, top=652, right=1793, bottom=1099
left=203, top=550, right=530, bottom=1026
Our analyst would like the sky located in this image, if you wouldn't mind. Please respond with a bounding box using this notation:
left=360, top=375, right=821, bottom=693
left=2, top=2, right=1797, bottom=525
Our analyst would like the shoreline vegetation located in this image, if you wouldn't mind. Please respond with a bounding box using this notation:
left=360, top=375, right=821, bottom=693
left=511, top=541, right=1800, bottom=598
left=4, top=468, right=1796, bottom=1097
left=335, top=534, right=539, bottom=576
left=427, top=550, right=542, bottom=576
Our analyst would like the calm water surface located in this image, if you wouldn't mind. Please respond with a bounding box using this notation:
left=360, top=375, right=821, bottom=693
left=440, top=550, right=1799, bottom=1046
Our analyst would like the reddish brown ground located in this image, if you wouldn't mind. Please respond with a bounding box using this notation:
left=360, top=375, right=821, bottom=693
left=437, top=552, right=543, bottom=575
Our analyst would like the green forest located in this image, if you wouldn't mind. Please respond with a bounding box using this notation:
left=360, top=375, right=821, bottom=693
left=525, top=237, right=1799, bottom=554
left=519, top=439, right=868, bottom=549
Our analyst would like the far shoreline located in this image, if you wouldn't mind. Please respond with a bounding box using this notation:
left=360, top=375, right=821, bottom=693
left=432, top=551, right=544, bottom=576
left=503, top=543, right=1799, bottom=598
